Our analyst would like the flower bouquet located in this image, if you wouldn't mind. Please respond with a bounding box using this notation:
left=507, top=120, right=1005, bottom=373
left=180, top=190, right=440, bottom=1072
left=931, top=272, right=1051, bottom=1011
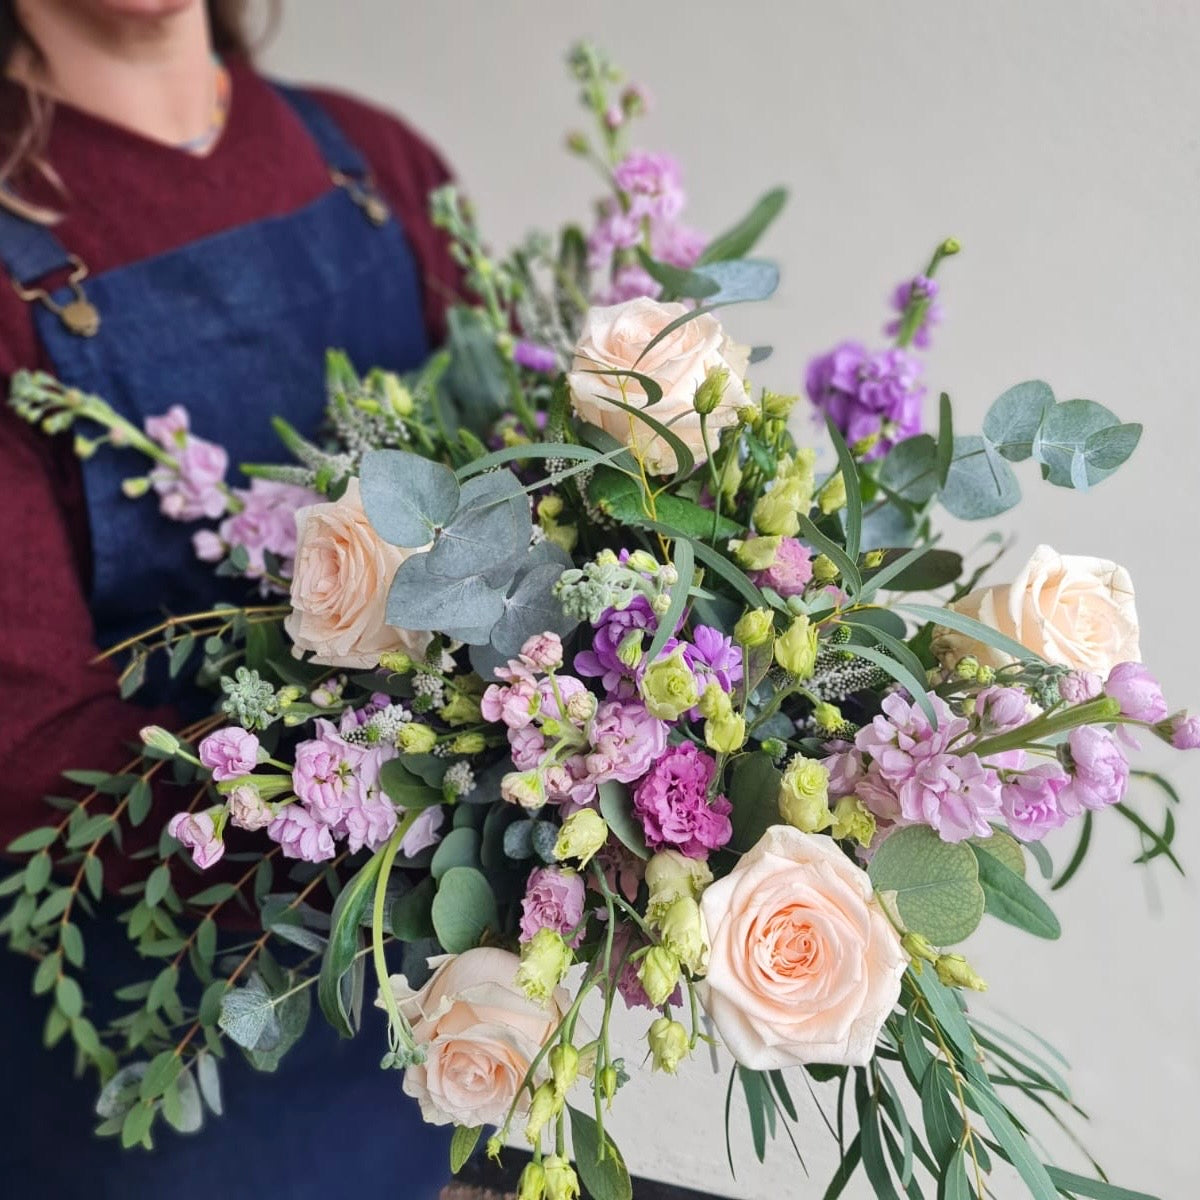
left=3, top=44, right=1191, bottom=1200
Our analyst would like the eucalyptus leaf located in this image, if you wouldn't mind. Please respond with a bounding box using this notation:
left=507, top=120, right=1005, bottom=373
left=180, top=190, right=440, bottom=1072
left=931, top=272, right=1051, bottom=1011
left=596, top=780, right=649, bottom=861
left=386, top=553, right=505, bottom=643
left=489, top=561, right=575, bottom=657
left=696, top=187, right=788, bottom=265
left=318, top=853, right=381, bottom=1037
left=969, top=843, right=1060, bottom=938
left=360, top=449, right=459, bottom=548
left=430, top=867, right=498, bottom=953
left=878, top=435, right=940, bottom=505
left=939, top=435, right=1021, bottom=519
left=982, top=380, right=1055, bottom=461
left=218, top=973, right=280, bottom=1052
left=1031, top=398, right=1127, bottom=489
left=696, top=258, right=780, bottom=305
left=728, top=752, right=782, bottom=853
left=427, top=469, right=532, bottom=581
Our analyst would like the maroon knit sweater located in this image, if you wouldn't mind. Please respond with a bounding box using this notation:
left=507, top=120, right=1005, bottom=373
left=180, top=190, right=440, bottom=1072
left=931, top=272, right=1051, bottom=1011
left=0, top=58, right=459, bottom=854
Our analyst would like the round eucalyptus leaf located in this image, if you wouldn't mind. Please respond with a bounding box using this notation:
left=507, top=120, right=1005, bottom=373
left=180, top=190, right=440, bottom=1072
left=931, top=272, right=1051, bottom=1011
left=981, top=380, right=1055, bottom=462
left=360, top=449, right=459, bottom=548
left=386, top=552, right=506, bottom=641
left=427, top=469, right=533, bottom=581
left=940, top=435, right=1020, bottom=519
left=431, top=867, right=499, bottom=953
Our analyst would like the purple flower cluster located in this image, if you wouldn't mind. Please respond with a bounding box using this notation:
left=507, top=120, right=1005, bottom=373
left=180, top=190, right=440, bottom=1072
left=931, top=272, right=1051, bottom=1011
left=145, top=405, right=229, bottom=521
left=884, top=275, right=942, bottom=349
left=519, top=867, right=586, bottom=945
left=806, top=342, right=925, bottom=459
left=632, top=742, right=733, bottom=858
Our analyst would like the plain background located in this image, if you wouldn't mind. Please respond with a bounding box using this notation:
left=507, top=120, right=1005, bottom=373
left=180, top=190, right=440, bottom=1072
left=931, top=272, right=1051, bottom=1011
left=264, top=4, right=1199, bottom=1196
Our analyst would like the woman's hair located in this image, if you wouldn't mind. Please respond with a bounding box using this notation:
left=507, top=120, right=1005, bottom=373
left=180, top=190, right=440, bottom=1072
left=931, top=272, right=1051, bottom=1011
left=0, top=1, right=275, bottom=223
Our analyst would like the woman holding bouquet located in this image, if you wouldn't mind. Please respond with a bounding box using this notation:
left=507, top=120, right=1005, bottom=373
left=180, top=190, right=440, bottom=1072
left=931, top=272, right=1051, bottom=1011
left=0, top=1, right=457, bottom=1195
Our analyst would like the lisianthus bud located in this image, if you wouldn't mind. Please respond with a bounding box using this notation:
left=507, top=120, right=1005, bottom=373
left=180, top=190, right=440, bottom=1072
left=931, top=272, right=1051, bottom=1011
left=657, top=897, right=707, bottom=971
left=502, top=770, right=546, bottom=810
left=524, top=1080, right=560, bottom=1144
left=935, top=953, right=988, bottom=992
left=812, top=554, right=839, bottom=584
left=730, top=536, right=781, bottom=571
left=554, top=809, right=608, bottom=868
left=543, top=1156, right=580, bottom=1200
left=139, top=725, right=180, bottom=756
left=697, top=681, right=731, bottom=721
left=599, top=1065, right=619, bottom=1108
left=638, top=647, right=700, bottom=720
left=518, top=1161, right=548, bottom=1200
left=862, top=549, right=886, bottom=569
left=638, top=946, right=682, bottom=1006
left=450, top=732, right=486, bottom=755
left=831, top=795, right=876, bottom=847
left=761, top=390, right=797, bottom=420
left=693, top=366, right=730, bottom=416
left=380, top=372, right=414, bottom=416
left=901, top=931, right=939, bottom=965
left=486, top=1135, right=504, bottom=1163
left=753, top=480, right=804, bottom=537
left=778, top=756, right=832, bottom=833
left=647, top=1016, right=691, bottom=1074
left=378, top=651, right=414, bottom=674
left=121, top=474, right=151, bottom=498
left=517, top=928, right=573, bottom=1003
left=817, top=472, right=847, bottom=515
left=396, top=723, right=437, bottom=754
left=616, top=629, right=645, bottom=670
left=813, top=702, right=843, bottom=733
left=645, top=850, right=713, bottom=924
left=549, top=1043, right=580, bottom=1097
left=705, top=710, right=746, bottom=754
left=439, top=692, right=482, bottom=726
left=775, top=614, right=819, bottom=679
left=734, top=607, right=774, bottom=648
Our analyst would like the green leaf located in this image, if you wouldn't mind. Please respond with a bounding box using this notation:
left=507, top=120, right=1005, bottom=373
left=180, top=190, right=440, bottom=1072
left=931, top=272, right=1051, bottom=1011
left=795, top=512, right=862, bottom=595
left=920, top=1061, right=963, bottom=1167
left=218, top=974, right=280, bottom=1051
left=940, top=436, right=1021, bottom=519
left=1052, top=810, right=1093, bottom=890
left=646, top=539, right=693, bottom=664
left=935, top=393, right=955, bottom=487
left=7, top=827, right=57, bottom=854
left=428, top=469, right=532, bottom=581
left=455, top=441, right=617, bottom=481
left=55, top=974, right=84, bottom=1019
left=378, top=759, right=443, bottom=810
left=1031, top=397, right=1136, bottom=489
left=318, top=852, right=383, bottom=1037
left=144, top=864, right=172, bottom=908
left=60, top=922, right=85, bottom=968
left=896, top=602, right=1043, bottom=665
left=740, top=1067, right=770, bottom=1163
left=635, top=248, right=721, bottom=301
left=187, top=881, right=239, bottom=906
left=83, top=854, right=104, bottom=901
left=569, top=1104, right=633, bottom=1200
left=430, top=867, right=498, bottom=954
left=584, top=391, right=695, bottom=482
left=126, top=778, right=153, bottom=827
left=969, top=830, right=1025, bottom=877
left=938, top=1144, right=972, bottom=1200
left=868, top=826, right=985, bottom=945
left=450, top=1124, right=483, bottom=1174
left=824, top=417, right=863, bottom=563
left=24, top=851, right=51, bottom=893
left=728, top=752, right=783, bottom=853
left=359, top=448, right=460, bottom=548
left=386, top=553, right=506, bottom=644
left=489, top=561, right=575, bottom=658
left=1043, top=1166, right=1160, bottom=1200
left=597, top=780, right=650, bottom=860
left=964, top=1079, right=1058, bottom=1199
left=859, top=546, right=962, bottom=599
left=840, top=641, right=937, bottom=727
left=139, top=1048, right=183, bottom=1101
left=196, top=1053, right=222, bottom=1116
left=982, top=381, right=1055, bottom=462
left=969, top=843, right=1060, bottom=938
left=392, top=876, right=437, bottom=941
left=694, top=258, right=780, bottom=305
left=879, top=435, right=940, bottom=505
left=696, top=187, right=788, bottom=265
left=430, top=827, right=481, bottom=880
left=120, top=1102, right=155, bottom=1150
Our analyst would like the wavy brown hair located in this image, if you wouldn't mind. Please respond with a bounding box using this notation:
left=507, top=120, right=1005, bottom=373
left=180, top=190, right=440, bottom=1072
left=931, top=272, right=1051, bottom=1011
left=0, top=0, right=276, bottom=222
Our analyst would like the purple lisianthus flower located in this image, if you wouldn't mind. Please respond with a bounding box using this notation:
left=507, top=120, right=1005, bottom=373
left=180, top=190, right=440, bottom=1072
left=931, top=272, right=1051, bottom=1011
left=806, top=341, right=925, bottom=459
left=753, top=537, right=814, bottom=598
left=519, top=867, right=587, bottom=946
left=198, top=727, right=259, bottom=782
left=884, top=275, right=943, bottom=349
left=1105, top=662, right=1168, bottom=723
left=1062, top=726, right=1129, bottom=813
left=267, top=804, right=336, bottom=863
left=585, top=700, right=669, bottom=785
left=1059, top=671, right=1103, bottom=704
left=167, top=811, right=225, bottom=870
left=1000, top=763, right=1072, bottom=842
left=895, top=752, right=1003, bottom=843
left=632, top=742, right=733, bottom=858
left=685, top=625, right=743, bottom=693
left=513, top=340, right=559, bottom=374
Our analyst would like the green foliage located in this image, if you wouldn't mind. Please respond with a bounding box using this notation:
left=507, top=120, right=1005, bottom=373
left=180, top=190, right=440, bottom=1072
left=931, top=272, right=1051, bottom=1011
left=318, top=853, right=382, bottom=1038
left=969, top=842, right=1061, bottom=939
left=569, top=1104, right=633, bottom=1200
left=430, top=867, right=498, bottom=953
left=450, top=1124, right=483, bottom=1174
left=596, top=781, right=650, bottom=860
left=727, top=752, right=782, bottom=852
left=696, top=187, right=788, bottom=265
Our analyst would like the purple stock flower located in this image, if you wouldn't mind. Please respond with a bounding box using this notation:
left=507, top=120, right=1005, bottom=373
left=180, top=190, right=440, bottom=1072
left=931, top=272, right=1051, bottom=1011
left=685, top=625, right=743, bottom=693
left=896, top=753, right=1003, bottom=842
left=198, top=727, right=259, bottom=782
left=1105, top=662, right=1168, bottom=723
left=585, top=700, right=669, bottom=785
left=753, top=537, right=814, bottom=598
left=650, top=221, right=705, bottom=269
left=593, top=264, right=662, bottom=305
left=1059, top=671, right=1102, bottom=704
left=513, top=340, right=559, bottom=374
left=1061, top=726, right=1129, bottom=813
left=632, top=742, right=733, bottom=858
left=575, top=595, right=661, bottom=693
left=1000, top=763, right=1072, bottom=842
left=975, top=686, right=1031, bottom=734
left=1169, top=714, right=1200, bottom=750
left=884, top=275, right=943, bottom=349
left=806, top=341, right=925, bottom=458
left=519, top=867, right=587, bottom=946
left=167, top=811, right=225, bottom=869
left=267, top=804, right=337, bottom=863
left=613, top=151, right=686, bottom=223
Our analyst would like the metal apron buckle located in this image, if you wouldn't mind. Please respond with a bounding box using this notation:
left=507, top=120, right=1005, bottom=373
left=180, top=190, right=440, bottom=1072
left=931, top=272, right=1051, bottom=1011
left=11, top=253, right=100, bottom=337
left=330, top=168, right=390, bottom=227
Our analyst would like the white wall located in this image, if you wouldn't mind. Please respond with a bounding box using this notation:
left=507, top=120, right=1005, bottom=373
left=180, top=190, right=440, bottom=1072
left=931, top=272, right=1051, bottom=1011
left=265, top=4, right=1200, bottom=1196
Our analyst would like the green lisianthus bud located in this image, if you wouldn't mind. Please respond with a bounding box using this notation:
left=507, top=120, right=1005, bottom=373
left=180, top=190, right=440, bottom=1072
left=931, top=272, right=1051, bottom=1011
left=440, top=691, right=482, bottom=726
left=549, top=1043, right=580, bottom=1098
left=935, top=953, right=988, bottom=992
left=657, top=897, right=707, bottom=971
left=761, top=737, right=788, bottom=758
left=139, top=725, right=180, bottom=756
left=380, top=372, right=415, bottom=416
left=761, top=390, right=797, bottom=420
left=566, top=131, right=590, bottom=155
left=637, top=946, right=681, bottom=1007
left=378, top=651, right=414, bottom=674
left=752, top=479, right=803, bottom=537
left=638, top=647, right=700, bottom=720
left=831, top=795, right=876, bottom=847
left=524, top=1080, right=560, bottom=1144
left=730, top=536, right=781, bottom=572
left=734, top=607, right=774, bottom=647
left=543, top=1156, right=581, bottom=1200
left=121, top=475, right=152, bottom=498
left=625, top=549, right=659, bottom=574
left=697, top=681, right=732, bottom=722
left=778, top=756, right=832, bottom=833
left=812, top=554, right=839, bottom=584
left=554, top=809, right=608, bottom=868
left=693, top=366, right=730, bottom=416
left=775, top=614, right=819, bottom=679
left=645, top=851, right=713, bottom=925
left=812, top=702, right=843, bottom=733
left=517, top=928, right=572, bottom=1004
left=486, top=1135, right=504, bottom=1163
left=396, top=723, right=438, bottom=754
left=647, top=1016, right=691, bottom=1074
left=817, top=472, right=847, bottom=515
left=901, top=931, right=939, bottom=965
left=517, top=1161, right=548, bottom=1200
left=616, top=628, right=645, bottom=670
left=719, top=454, right=743, bottom=500
left=705, top=710, right=746, bottom=754
left=450, top=732, right=487, bottom=756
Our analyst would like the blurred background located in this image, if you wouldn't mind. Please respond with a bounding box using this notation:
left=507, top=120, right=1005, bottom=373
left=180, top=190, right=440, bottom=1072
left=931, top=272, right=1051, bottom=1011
left=264, top=3, right=1199, bottom=1196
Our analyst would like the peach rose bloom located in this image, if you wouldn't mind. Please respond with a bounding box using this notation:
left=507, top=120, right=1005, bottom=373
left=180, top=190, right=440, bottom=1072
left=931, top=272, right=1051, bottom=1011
left=386, top=948, right=569, bottom=1128
left=698, top=825, right=905, bottom=1069
left=933, top=543, right=1140, bottom=675
left=567, top=297, right=748, bottom=476
left=285, top=478, right=431, bottom=669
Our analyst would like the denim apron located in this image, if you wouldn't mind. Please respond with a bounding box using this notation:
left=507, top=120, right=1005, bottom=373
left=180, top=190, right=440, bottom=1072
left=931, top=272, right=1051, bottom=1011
left=0, top=87, right=450, bottom=1198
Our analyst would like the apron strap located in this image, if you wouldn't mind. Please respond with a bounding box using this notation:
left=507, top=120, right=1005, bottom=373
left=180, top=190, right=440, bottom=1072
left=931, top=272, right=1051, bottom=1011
left=272, top=84, right=391, bottom=227
left=0, top=194, right=75, bottom=285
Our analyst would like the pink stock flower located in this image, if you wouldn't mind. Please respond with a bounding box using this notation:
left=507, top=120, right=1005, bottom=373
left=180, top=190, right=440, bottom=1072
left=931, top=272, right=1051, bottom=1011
left=519, top=632, right=564, bottom=672
left=145, top=405, right=190, bottom=446
left=207, top=479, right=319, bottom=585
left=894, top=752, right=1002, bottom=842
left=855, top=692, right=967, bottom=782
left=198, top=727, right=259, bottom=782
left=480, top=676, right=540, bottom=730
left=1169, top=714, right=1200, bottom=750
left=974, top=686, right=1032, bottom=734
left=613, top=151, right=686, bottom=223
left=585, top=700, right=668, bottom=785
left=632, top=742, right=733, bottom=859
left=1105, top=662, right=1168, bottom=723
left=399, top=806, right=445, bottom=857
left=151, top=435, right=229, bottom=521
left=518, top=867, right=586, bottom=946
left=1000, top=763, right=1072, bottom=842
left=167, top=811, right=225, bottom=869
left=267, top=805, right=337, bottom=863
left=752, top=537, right=814, bottom=598
left=1062, top=726, right=1129, bottom=813
left=1059, top=671, right=1102, bottom=704
left=343, top=791, right=398, bottom=855
left=227, top=785, right=273, bottom=832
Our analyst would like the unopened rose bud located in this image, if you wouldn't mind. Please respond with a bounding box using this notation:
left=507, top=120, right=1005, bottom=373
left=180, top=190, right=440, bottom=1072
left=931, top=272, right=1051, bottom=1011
left=647, top=1016, right=690, bottom=1073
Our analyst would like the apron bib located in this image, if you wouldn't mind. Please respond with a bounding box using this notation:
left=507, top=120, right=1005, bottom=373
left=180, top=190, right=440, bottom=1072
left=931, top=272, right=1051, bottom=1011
left=0, top=86, right=450, bottom=1198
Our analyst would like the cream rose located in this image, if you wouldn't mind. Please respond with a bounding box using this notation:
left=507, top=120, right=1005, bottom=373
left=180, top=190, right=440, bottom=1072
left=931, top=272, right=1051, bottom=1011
left=698, top=825, right=905, bottom=1069
left=285, top=477, right=431, bottom=669
left=567, top=297, right=748, bottom=475
left=387, top=948, right=569, bottom=1128
left=932, top=544, right=1140, bottom=674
